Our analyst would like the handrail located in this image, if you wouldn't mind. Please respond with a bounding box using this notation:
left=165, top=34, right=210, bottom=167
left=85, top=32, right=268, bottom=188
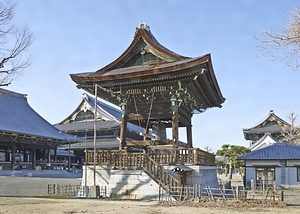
left=143, top=155, right=179, bottom=191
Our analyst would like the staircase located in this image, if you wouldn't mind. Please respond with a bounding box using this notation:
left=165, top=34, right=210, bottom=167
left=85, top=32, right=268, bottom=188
left=86, top=147, right=215, bottom=200
left=143, top=155, right=179, bottom=197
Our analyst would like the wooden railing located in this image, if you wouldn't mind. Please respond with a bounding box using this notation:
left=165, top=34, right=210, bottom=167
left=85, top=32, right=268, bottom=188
left=112, top=152, right=145, bottom=169
left=87, top=148, right=215, bottom=166
left=148, top=148, right=215, bottom=166
left=86, top=150, right=118, bottom=165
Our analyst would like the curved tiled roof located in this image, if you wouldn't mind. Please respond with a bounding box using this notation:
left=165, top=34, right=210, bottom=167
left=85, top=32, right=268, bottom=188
left=70, top=23, right=225, bottom=114
left=243, top=111, right=290, bottom=141
left=0, top=88, right=78, bottom=142
left=85, top=94, right=144, bottom=134
left=243, top=111, right=290, bottom=133
left=56, top=93, right=144, bottom=134
left=96, top=22, right=188, bottom=73
left=238, top=143, right=300, bottom=160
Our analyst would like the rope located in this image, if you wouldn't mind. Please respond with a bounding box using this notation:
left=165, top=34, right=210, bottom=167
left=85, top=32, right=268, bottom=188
left=133, top=95, right=142, bottom=127
left=145, top=93, right=155, bottom=132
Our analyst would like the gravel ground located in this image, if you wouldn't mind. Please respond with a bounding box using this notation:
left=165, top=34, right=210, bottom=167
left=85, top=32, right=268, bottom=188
left=0, top=197, right=299, bottom=214
left=0, top=170, right=299, bottom=206
left=0, top=170, right=82, bottom=196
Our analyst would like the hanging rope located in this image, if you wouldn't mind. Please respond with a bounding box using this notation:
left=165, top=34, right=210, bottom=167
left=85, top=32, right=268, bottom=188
left=145, top=92, right=155, bottom=132
left=133, top=95, right=142, bottom=127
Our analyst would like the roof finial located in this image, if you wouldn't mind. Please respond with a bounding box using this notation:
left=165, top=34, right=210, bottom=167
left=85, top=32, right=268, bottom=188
left=135, top=21, right=151, bottom=37
left=138, top=21, right=150, bottom=31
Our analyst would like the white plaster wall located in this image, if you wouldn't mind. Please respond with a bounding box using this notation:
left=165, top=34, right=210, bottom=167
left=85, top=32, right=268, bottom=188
left=82, top=166, right=164, bottom=200
left=162, top=165, right=218, bottom=188
left=287, top=160, right=300, bottom=166
left=82, top=165, right=218, bottom=200
left=244, top=160, right=300, bottom=186
left=245, top=167, right=255, bottom=188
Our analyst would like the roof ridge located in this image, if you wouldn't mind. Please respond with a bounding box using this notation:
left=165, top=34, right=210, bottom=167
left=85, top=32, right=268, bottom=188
left=245, top=111, right=290, bottom=130
left=0, top=88, right=27, bottom=99
left=239, top=142, right=300, bottom=160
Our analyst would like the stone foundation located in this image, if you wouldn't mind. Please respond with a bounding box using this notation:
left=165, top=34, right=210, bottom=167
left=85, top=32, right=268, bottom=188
left=82, top=165, right=218, bottom=200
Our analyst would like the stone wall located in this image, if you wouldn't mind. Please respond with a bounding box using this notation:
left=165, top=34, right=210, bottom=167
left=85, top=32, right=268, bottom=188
left=82, top=165, right=218, bottom=200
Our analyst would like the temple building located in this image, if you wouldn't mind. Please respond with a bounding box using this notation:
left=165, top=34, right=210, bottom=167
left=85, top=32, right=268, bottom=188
left=243, top=110, right=291, bottom=150
left=55, top=93, right=143, bottom=165
left=70, top=22, right=225, bottom=199
left=0, top=88, right=79, bottom=170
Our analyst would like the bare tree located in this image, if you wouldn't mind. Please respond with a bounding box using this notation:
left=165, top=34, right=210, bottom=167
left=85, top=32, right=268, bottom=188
left=281, top=113, right=300, bottom=145
left=0, top=1, right=32, bottom=86
left=257, top=7, right=300, bottom=70
left=204, top=146, right=213, bottom=153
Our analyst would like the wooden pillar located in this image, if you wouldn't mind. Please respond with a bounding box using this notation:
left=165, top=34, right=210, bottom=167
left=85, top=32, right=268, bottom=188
left=171, top=97, right=178, bottom=148
left=119, top=102, right=128, bottom=150
left=32, top=145, right=36, bottom=169
left=186, top=118, right=193, bottom=148
left=47, top=147, right=51, bottom=169
left=11, top=142, right=16, bottom=170
left=54, top=148, right=57, bottom=162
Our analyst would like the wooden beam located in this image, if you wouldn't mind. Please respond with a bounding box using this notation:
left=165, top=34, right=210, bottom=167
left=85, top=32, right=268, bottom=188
left=192, top=77, right=212, bottom=106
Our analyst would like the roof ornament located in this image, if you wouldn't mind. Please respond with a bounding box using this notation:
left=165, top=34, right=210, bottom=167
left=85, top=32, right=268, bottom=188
left=134, top=21, right=151, bottom=37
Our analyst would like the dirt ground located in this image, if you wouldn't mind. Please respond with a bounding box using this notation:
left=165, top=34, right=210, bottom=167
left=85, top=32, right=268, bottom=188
left=0, top=172, right=299, bottom=214
left=0, top=197, right=299, bottom=214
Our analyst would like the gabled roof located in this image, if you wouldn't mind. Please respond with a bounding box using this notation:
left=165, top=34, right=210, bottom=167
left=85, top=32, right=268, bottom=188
left=97, top=22, right=188, bottom=73
left=243, top=110, right=290, bottom=140
left=56, top=93, right=143, bottom=134
left=0, top=88, right=78, bottom=143
left=59, top=93, right=119, bottom=124
left=238, top=143, right=300, bottom=160
left=249, top=133, right=278, bottom=151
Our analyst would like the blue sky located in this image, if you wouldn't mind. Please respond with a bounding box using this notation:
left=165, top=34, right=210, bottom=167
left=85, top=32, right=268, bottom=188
left=7, top=0, right=300, bottom=152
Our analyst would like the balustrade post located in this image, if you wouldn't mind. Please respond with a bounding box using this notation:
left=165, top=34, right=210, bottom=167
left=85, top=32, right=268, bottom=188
left=195, top=149, right=199, bottom=164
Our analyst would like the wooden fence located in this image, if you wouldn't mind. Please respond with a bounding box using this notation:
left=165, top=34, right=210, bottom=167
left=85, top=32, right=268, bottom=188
left=159, top=185, right=284, bottom=202
left=48, top=183, right=81, bottom=196
left=148, top=148, right=215, bottom=166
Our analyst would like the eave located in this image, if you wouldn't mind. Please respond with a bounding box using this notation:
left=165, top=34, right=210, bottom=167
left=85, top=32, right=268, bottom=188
left=71, top=55, right=211, bottom=84
left=0, top=131, right=74, bottom=148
